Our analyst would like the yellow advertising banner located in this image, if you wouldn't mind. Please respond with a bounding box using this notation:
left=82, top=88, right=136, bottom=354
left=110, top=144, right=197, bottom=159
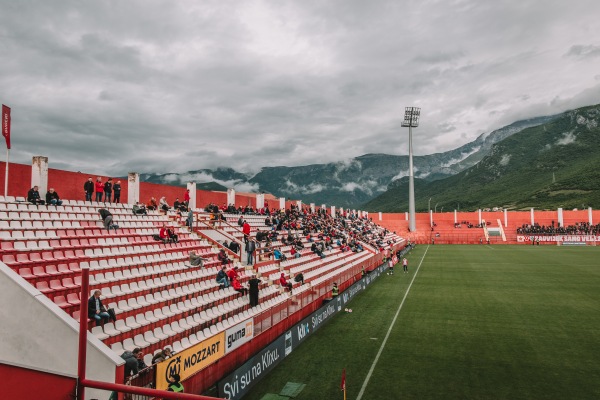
left=155, top=332, right=225, bottom=390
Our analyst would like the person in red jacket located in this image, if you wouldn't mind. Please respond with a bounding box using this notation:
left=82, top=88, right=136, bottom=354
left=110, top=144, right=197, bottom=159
left=232, top=277, right=247, bottom=296
left=95, top=177, right=104, bottom=202
left=242, top=221, right=251, bottom=242
left=227, top=266, right=239, bottom=282
left=159, top=225, right=170, bottom=243
left=280, top=273, right=292, bottom=292
left=184, top=189, right=190, bottom=207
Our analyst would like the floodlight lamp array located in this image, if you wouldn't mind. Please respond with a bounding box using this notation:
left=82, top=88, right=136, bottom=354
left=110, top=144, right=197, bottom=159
left=401, top=107, right=420, bottom=127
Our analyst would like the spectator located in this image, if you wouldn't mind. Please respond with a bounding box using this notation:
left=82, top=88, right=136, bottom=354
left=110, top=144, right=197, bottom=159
left=216, top=266, right=230, bottom=288
left=229, top=240, right=240, bottom=254
left=174, top=198, right=188, bottom=212
left=45, top=188, right=63, bottom=206
left=242, top=221, right=251, bottom=241
left=332, top=282, right=339, bottom=297
left=168, top=227, right=178, bottom=243
left=151, top=347, right=173, bottom=364
left=95, top=177, right=104, bottom=202
left=167, top=374, right=184, bottom=393
left=248, top=274, right=261, bottom=307
left=159, top=196, right=170, bottom=213
left=237, top=216, right=244, bottom=227
left=87, top=289, right=110, bottom=326
left=294, top=273, right=304, bottom=285
left=189, top=251, right=206, bottom=267
left=104, top=178, right=113, bottom=203
left=232, top=277, right=248, bottom=296
left=186, top=209, right=194, bottom=229
left=98, top=209, right=118, bottom=232
left=132, top=202, right=147, bottom=215
left=147, top=197, right=158, bottom=211
left=136, top=350, right=148, bottom=372
left=113, top=180, right=121, bottom=203
left=159, top=225, right=177, bottom=243
left=245, top=239, right=256, bottom=265
left=280, top=273, right=292, bottom=292
left=121, top=348, right=143, bottom=377
left=184, top=189, right=190, bottom=207
left=27, top=186, right=45, bottom=205
left=218, top=249, right=230, bottom=265
left=227, top=265, right=239, bottom=282
left=84, top=177, right=94, bottom=202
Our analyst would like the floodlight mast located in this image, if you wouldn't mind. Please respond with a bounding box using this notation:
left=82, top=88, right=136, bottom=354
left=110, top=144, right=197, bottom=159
left=401, top=107, right=420, bottom=232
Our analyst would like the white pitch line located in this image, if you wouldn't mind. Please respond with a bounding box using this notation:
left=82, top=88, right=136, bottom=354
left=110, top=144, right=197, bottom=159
left=355, top=245, right=430, bottom=400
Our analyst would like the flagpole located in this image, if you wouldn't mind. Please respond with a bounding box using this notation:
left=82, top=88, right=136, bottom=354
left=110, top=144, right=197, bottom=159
left=4, top=148, right=9, bottom=197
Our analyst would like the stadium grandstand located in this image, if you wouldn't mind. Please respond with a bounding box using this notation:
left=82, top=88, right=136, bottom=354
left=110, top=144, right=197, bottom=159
left=0, top=159, right=404, bottom=400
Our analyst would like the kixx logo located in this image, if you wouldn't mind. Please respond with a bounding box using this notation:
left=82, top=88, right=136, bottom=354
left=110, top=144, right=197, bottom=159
left=165, top=356, right=182, bottom=381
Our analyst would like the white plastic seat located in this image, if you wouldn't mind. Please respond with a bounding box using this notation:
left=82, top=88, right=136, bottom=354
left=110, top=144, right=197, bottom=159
left=122, top=338, right=137, bottom=352
left=91, top=326, right=109, bottom=340
left=170, top=320, right=185, bottom=334
left=114, top=320, right=132, bottom=334
left=162, top=324, right=176, bottom=338
left=125, top=316, right=142, bottom=330
left=117, top=299, right=134, bottom=312
left=153, top=326, right=169, bottom=341
left=111, top=342, right=125, bottom=354
left=133, top=334, right=150, bottom=349
left=143, top=331, right=160, bottom=345
left=144, top=311, right=159, bottom=323
left=103, top=322, right=121, bottom=337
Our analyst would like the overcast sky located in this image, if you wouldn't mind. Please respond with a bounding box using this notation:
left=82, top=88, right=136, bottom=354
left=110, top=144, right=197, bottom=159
left=1, top=0, right=600, bottom=176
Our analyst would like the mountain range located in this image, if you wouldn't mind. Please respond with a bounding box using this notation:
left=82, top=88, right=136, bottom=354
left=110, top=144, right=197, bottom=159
left=364, top=104, right=600, bottom=211
left=142, top=114, right=558, bottom=208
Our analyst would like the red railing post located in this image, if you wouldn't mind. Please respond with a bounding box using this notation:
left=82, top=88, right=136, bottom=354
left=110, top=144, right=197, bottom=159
left=77, top=264, right=90, bottom=400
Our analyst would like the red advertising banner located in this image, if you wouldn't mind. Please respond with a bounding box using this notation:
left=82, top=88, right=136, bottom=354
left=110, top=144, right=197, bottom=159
left=2, top=104, right=10, bottom=149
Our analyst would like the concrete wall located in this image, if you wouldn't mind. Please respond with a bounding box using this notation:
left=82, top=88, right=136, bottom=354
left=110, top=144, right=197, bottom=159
left=0, top=263, right=123, bottom=400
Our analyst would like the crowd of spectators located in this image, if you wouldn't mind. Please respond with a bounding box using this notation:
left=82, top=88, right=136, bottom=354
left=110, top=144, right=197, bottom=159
left=454, top=221, right=488, bottom=228
left=517, top=221, right=600, bottom=235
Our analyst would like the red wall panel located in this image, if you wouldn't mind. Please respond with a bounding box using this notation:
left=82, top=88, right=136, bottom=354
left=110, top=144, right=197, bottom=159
left=0, top=363, right=76, bottom=400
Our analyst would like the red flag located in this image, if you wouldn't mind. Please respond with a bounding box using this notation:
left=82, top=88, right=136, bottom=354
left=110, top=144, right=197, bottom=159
left=340, top=368, right=346, bottom=392
left=1, top=105, right=10, bottom=150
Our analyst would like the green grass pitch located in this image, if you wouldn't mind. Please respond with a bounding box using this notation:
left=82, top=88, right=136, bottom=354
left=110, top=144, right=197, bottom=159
left=242, top=245, right=600, bottom=400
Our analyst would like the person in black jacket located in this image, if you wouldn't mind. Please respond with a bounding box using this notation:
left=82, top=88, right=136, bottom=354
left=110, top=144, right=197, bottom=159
left=103, top=178, right=113, bottom=203
left=84, top=177, right=94, bottom=202
left=121, top=348, right=143, bottom=378
left=112, top=180, right=121, bottom=203
left=88, top=290, right=110, bottom=326
left=45, top=188, right=63, bottom=206
left=98, top=209, right=117, bottom=232
left=27, top=186, right=45, bottom=205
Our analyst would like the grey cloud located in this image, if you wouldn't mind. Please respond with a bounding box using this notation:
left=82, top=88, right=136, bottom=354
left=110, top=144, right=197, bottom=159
left=1, top=0, right=600, bottom=177
left=565, top=45, right=600, bottom=59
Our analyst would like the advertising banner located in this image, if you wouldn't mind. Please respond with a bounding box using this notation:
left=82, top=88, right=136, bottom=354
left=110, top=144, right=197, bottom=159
left=155, top=332, right=225, bottom=390
left=225, top=318, right=254, bottom=354
left=517, top=235, right=599, bottom=243
left=218, top=333, right=286, bottom=399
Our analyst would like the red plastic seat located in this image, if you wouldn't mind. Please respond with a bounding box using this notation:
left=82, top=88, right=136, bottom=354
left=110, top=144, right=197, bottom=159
left=36, top=281, right=53, bottom=294
left=18, top=268, right=35, bottom=280
left=45, top=265, right=60, bottom=275
left=2, top=254, right=18, bottom=266
left=66, top=292, right=81, bottom=306
left=54, top=295, right=69, bottom=309
left=49, top=279, right=65, bottom=293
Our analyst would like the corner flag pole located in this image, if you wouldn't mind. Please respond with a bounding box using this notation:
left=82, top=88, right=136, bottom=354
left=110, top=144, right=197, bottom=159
left=2, top=104, right=11, bottom=197
left=341, top=368, right=347, bottom=400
